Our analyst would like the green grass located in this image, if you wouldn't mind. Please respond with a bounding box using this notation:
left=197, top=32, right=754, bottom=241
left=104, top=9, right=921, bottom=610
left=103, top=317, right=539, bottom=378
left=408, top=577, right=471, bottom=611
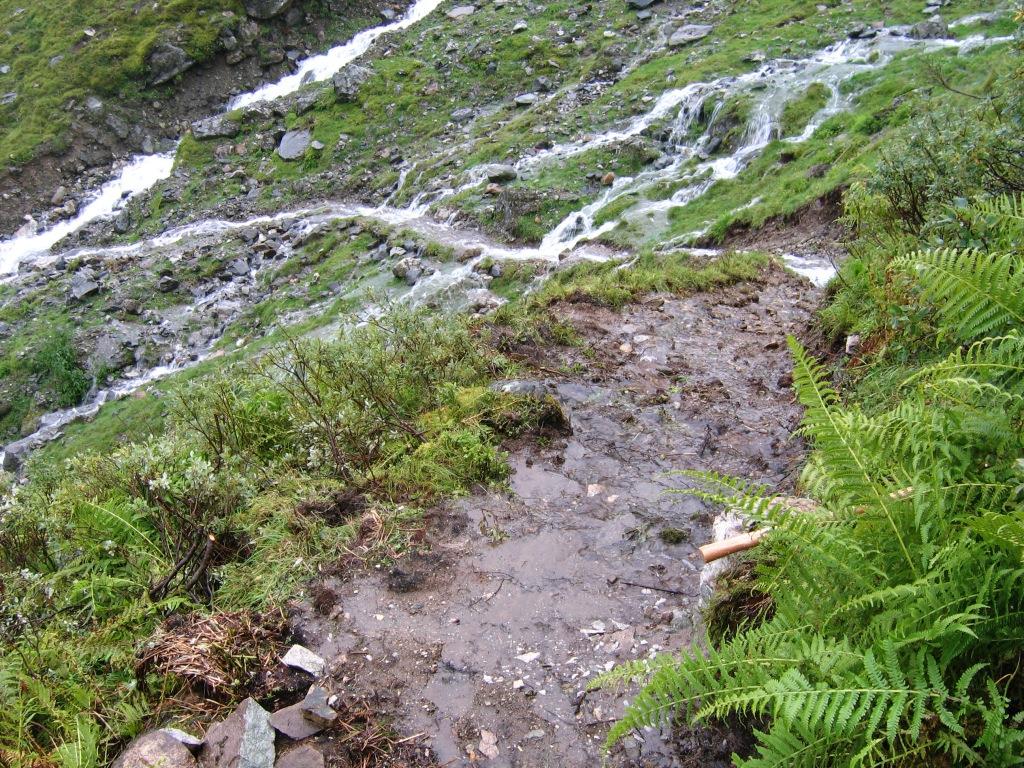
left=780, top=82, right=830, bottom=136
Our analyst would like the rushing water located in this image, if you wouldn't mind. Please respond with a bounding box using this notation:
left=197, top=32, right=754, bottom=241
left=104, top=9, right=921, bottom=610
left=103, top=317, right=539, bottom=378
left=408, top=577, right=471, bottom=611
left=0, top=15, right=1013, bottom=464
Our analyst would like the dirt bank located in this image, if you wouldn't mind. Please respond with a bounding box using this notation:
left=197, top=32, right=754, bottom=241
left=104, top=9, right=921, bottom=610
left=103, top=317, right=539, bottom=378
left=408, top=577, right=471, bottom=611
left=285, top=263, right=818, bottom=765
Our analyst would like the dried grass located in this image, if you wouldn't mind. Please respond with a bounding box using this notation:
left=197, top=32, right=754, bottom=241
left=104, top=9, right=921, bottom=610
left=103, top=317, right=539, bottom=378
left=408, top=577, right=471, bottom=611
left=137, top=610, right=287, bottom=698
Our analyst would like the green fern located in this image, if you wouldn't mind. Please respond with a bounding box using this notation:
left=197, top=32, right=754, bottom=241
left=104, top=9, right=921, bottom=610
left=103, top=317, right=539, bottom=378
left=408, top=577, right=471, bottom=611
left=895, top=249, right=1024, bottom=341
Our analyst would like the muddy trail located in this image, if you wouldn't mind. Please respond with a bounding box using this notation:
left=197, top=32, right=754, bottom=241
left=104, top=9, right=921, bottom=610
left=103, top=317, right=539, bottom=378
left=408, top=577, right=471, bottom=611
left=282, top=264, right=816, bottom=766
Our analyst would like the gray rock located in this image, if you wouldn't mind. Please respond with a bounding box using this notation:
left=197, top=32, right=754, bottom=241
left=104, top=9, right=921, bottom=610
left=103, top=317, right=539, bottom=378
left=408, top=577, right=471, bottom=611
left=106, top=113, right=130, bottom=140
left=51, top=186, right=68, bottom=205
left=1, top=447, right=23, bottom=473
left=392, top=256, right=423, bottom=280
left=0, top=64, right=9, bottom=75
left=332, top=64, right=372, bottom=101
left=485, top=164, right=518, bottom=183
left=847, top=21, right=878, bottom=39
left=200, top=699, right=274, bottom=768
left=157, top=275, right=180, bottom=292
left=275, top=746, right=324, bottom=768
left=269, top=704, right=322, bottom=740
left=147, top=43, right=195, bottom=86
left=451, top=106, right=476, bottom=123
left=446, top=4, right=476, bottom=18
left=228, top=258, right=250, bottom=277
left=909, top=18, right=948, bottom=38
left=277, top=129, right=312, bottom=160
left=114, top=208, right=132, bottom=234
left=243, top=0, right=292, bottom=19
left=192, top=116, right=241, bottom=140
left=1, top=92, right=16, bottom=105
left=300, top=687, right=337, bottom=727
left=668, top=24, right=713, bottom=46
left=281, top=644, right=325, bottom=676
left=85, top=95, right=103, bottom=113
left=514, top=92, right=538, bottom=106
left=159, top=728, right=204, bottom=754
left=292, top=89, right=322, bottom=115
left=70, top=270, right=100, bottom=301
left=114, top=731, right=197, bottom=768
left=627, top=0, right=657, bottom=8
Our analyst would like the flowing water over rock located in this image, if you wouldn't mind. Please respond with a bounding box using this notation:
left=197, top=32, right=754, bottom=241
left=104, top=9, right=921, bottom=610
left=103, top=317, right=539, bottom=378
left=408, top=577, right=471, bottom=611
left=0, top=19, right=1012, bottom=465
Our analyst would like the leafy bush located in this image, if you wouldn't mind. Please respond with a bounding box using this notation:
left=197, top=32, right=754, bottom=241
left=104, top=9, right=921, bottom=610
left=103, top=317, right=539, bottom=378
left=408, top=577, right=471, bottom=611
left=0, top=309, right=540, bottom=767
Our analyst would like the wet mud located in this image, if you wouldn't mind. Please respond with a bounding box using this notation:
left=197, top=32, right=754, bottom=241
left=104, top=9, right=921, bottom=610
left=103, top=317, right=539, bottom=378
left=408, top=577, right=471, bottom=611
left=291, top=264, right=817, bottom=766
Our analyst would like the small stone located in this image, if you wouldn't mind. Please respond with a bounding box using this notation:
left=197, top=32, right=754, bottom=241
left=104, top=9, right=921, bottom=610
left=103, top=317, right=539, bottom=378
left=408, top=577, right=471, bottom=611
left=485, top=182, right=503, bottom=195
left=909, top=18, right=948, bottom=38
left=157, top=275, right=179, bottom=292
left=281, top=644, right=325, bottom=676
left=478, top=730, right=499, bottom=760
left=269, top=703, right=322, bottom=741
left=845, top=334, right=861, bottom=355
left=513, top=19, right=528, bottom=31
left=299, top=687, right=337, bottom=727
left=0, top=92, right=16, bottom=105
left=514, top=92, right=538, bottom=106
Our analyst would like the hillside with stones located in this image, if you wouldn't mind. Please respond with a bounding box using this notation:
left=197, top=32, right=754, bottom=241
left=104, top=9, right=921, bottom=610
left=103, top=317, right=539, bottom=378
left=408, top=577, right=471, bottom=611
left=0, top=0, right=1020, bottom=766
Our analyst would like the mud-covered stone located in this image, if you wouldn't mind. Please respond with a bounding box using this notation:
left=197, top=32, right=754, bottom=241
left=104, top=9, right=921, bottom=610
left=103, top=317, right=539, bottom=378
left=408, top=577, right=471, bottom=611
left=275, top=746, right=324, bottom=768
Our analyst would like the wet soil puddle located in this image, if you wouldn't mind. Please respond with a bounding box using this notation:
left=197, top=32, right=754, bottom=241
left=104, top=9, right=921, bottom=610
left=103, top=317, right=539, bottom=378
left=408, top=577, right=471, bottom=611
left=292, top=266, right=817, bottom=766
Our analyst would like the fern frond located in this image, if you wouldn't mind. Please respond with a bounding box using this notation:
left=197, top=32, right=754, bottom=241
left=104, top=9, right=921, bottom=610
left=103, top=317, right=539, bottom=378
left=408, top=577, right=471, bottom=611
left=895, top=249, right=1024, bottom=341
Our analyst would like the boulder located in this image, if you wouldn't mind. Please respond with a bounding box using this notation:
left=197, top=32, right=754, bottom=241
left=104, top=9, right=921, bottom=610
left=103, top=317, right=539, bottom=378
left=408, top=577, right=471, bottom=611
left=515, top=92, right=538, bottom=106
left=276, top=746, right=324, bottom=768
left=446, top=5, right=476, bottom=18
left=114, top=731, right=197, bottom=768
left=157, top=275, right=180, bottom=292
left=192, top=116, right=241, bottom=140
left=485, top=164, right=518, bottom=183
left=200, top=699, right=274, bottom=768
left=909, top=19, right=948, bottom=38
left=627, top=0, right=657, bottom=8
left=332, top=64, right=372, bottom=101
left=243, top=0, right=292, bottom=19
left=668, top=24, right=713, bottom=46
left=147, top=43, right=195, bottom=86
left=277, top=129, right=312, bottom=161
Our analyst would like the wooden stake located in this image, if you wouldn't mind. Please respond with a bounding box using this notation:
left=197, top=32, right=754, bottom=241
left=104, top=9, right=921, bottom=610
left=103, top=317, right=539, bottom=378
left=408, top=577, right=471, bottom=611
left=699, top=528, right=768, bottom=563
